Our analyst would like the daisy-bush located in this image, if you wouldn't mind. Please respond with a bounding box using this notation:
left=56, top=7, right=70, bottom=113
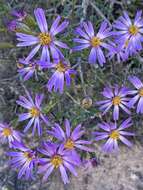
left=1, top=4, right=143, bottom=186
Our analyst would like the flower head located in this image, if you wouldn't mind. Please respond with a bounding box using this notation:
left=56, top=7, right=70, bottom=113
left=128, top=76, right=143, bottom=113
left=11, top=9, right=27, bottom=21
left=16, top=8, right=69, bottom=62
left=0, top=123, right=22, bottom=147
left=96, top=86, right=131, bottom=120
left=16, top=90, right=48, bottom=136
left=107, top=42, right=129, bottom=63
left=93, top=118, right=134, bottom=153
left=7, top=20, right=18, bottom=32
left=38, top=142, right=80, bottom=184
left=73, top=21, right=113, bottom=66
left=113, top=11, right=143, bottom=54
left=17, top=59, right=41, bottom=81
left=7, top=141, right=37, bottom=180
left=47, top=119, right=93, bottom=152
left=40, top=58, right=76, bottom=93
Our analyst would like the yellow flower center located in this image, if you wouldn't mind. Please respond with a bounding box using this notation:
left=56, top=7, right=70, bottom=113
left=29, top=107, right=40, bottom=117
left=17, top=63, right=24, bottom=69
left=51, top=155, right=63, bottom=168
left=3, top=128, right=12, bottom=136
left=55, top=62, right=67, bottom=72
left=112, top=96, right=121, bottom=105
left=64, top=139, right=74, bottom=149
left=139, top=88, right=143, bottom=96
left=39, top=33, right=52, bottom=45
left=91, top=36, right=101, bottom=47
left=23, top=152, right=33, bottom=162
left=129, top=25, right=139, bottom=35
left=110, top=130, right=120, bottom=140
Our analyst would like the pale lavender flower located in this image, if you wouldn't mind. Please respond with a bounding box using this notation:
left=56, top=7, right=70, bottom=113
left=113, top=11, right=143, bottom=54
left=38, top=142, right=80, bottom=184
left=128, top=76, right=143, bottom=113
left=107, top=42, right=129, bottom=63
left=7, top=20, right=17, bottom=32
left=16, top=8, right=69, bottom=62
left=0, top=123, right=22, bottom=147
left=82, top=157, right=98, bottom=169
left=96, top=86, right=131, bottom=120
left=11, top=9, right=27, bottom=21
left=73, top=21, right=113, bottom=66
left=47, top=119, right=93, bottom=152
left=16, top=90, right=48, bottom=136
left=40, top=58, right=76, bottom=94
left=17, top=59, right=40, bottom=81
left=7, top=141, right=37, bottom=180
left=93, top=118, right=135, bottom=153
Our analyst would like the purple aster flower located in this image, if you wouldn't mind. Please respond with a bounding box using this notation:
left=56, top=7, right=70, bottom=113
left=82, top=157, right=98, bottom=169
left=93, top=118, right=135, bottom=153
left=38, top=142, right=80, bottom=184
left=96, top=86, right=131, bottom=120
left=7, top=20, right=18, bottom=32
left=113, top=11, right=143, bottom=54
left=128, top=76, right=143, bottom=113
left=47, top=119, right=93, bottom=152
left=40, top=58, right=76, bottom=93
left=16, top=90, right=48, bottom=136
left=16, top=8, right=69, bottom=62
left=17, top=59, right=41, bottom=81
left=107, top=42, right=129, bottom=63
left=11, top=9, right=27, bottom=21
left=73, top=21, right=113, bottom=66
left=7, top=141, right=37, bottom=180
left=0, top=123, right=22, bottom=147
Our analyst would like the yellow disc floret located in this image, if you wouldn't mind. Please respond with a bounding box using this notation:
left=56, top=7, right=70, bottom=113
left=51, top=155, right=63, bottom=168
left=55, top=62, right=68, bottom=72
left=3, top=128, right=12, bottom=136
left=91, top=36, right=101, bottom=47
left=139, top=88, right=143, bottom=96
left=129, top=25, right=139, bottom=35
left=110, top=130, right=120, bottom=140
left=29, top=107, right=40, bottom=117
left=64, top=139, right=74, bottom=149
left=39, top=33, right=52, bottom=45
left=112, top=96, right=121, bottom=105
left=23, top=152, right=33, bottom=162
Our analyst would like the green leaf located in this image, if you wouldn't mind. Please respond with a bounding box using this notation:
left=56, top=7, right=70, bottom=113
left=24, top=14, right=37, bottom=29
left=0, top=42, right=14, bottom=48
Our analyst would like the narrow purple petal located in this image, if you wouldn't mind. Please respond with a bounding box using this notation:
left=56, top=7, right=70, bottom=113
left=34, top=8, right=48, bottom=33
left=59, top=165, right=69, bottom=184
left=25, top=45, right=41, bottom=61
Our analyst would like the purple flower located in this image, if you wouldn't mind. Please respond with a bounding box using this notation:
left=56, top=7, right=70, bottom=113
left=38, top=142, right=80, bottom=184
left=7, top=141, right=37, bottom=180
left=73, top=21, right=113, bottom=66
left=113, top=11, right=143, bottom=54
left=47, top=119, right=93, bottom=152
left=128, top=76, right=143, bottom=113
left=16, top=8, right=69, bottom=62
left=7, top=20, right=18, bottom=32
left=82, top=157, right=98, bottom=169
left=40, top=58, right=76, bottom=93
left=107, top=42, right=129, bottom=63
left=11, top=9, right=27, bottom=21
left=17, top=59, right=41, bottom=81
left=96, top=86, right=131, bottom=120
left=0, top=123, right=22, bottom=147
left=16, top=90, right=48, bottom=136
left=93, top=118, right=135, bottom=153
